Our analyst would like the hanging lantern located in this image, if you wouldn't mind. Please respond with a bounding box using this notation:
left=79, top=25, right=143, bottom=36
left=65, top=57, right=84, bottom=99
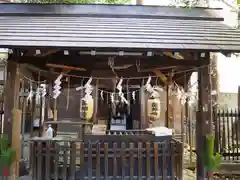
left=147, top=97, right=161, bottom=124
left=80, top=96, right=94, bottom=121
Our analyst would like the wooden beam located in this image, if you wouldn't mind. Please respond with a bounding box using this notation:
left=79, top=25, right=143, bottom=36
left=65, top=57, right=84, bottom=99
left=164, top=52, right=184, bottom=60
left=140, top=66, right=176, bottom=72
left=151, top=69, right=168, bottom=85
left=46, top=63, right=86, bottom=71
left=35, top=49, right=58, bottom=57
left=22, top=63, right=53, bottom=80
left=19, top=55, right=209, bottom=68
left=24, top=49, right=35, bottom=56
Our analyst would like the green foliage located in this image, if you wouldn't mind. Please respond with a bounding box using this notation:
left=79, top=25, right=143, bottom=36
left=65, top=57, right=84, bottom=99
left=202, top=135, right=221, bottom=176
left=103, top=0, right=130, bottom=4
left=0, top=134, right=9, bottom=154
left=0, top=148, right=16, bottom=168
left=20, top=0, right=130, bottom=4
left=0, top=135, right=16, bottom=169
left=170, top=0, right=209, bottom=7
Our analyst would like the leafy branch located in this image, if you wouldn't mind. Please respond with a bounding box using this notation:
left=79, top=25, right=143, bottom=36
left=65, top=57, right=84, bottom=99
left=169, top=0, right=209, bottom=7
left=20, top=0, right=130, bottom=4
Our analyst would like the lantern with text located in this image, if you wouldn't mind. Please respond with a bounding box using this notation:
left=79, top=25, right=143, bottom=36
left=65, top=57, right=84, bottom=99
left=147, top=98, right=161, bottom=124
left=81, top=77, right=94, bottom=121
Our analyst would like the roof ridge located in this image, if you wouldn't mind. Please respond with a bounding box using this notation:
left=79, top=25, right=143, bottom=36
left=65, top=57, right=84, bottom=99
left=0, top=13, right=223, bottom=21
left=0, top=4, right=223, bottom=21
left=1, top=3, right=223, bottom=10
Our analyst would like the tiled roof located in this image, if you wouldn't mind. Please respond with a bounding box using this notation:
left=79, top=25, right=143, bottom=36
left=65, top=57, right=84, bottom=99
left=0, top=4, right=239, bottom=51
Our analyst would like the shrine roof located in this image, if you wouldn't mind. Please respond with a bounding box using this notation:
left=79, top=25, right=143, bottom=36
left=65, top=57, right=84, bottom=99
left=0, top=4, right=239, bottom=52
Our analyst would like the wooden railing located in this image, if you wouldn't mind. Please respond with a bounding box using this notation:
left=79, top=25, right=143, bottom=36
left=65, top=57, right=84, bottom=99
left=29, top=135, right=183, bottom=180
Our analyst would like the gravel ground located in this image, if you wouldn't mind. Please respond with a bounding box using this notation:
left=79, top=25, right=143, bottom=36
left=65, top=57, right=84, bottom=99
left=183, top=144, right=196, bottom=179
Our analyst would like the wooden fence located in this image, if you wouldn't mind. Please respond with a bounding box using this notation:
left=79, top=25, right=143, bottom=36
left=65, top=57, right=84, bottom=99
left=214, top=109, right=240, bottom=160
left=177, top=108, right=240, bottom=161
left=106, top=130, right=154, bottom=135
left=29, top=135, right=183, bottom=180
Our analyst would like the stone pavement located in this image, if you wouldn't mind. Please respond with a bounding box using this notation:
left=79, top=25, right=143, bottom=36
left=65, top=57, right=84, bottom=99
left=184, top=169, right=196, bottom=180
left=183, top=144, right=196, bottom=179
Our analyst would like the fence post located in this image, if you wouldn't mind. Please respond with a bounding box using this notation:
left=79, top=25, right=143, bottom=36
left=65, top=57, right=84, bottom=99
left=238, top=86, right=240, bottom=109
left=69, top=141, right=76, bottom=180
left=214, top=109, right=219, bottom=153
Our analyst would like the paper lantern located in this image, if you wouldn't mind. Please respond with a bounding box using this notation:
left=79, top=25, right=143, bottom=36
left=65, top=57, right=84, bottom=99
left=81, top=96, right=94, bottom=121
left=147, top=98, right=161, bottom=123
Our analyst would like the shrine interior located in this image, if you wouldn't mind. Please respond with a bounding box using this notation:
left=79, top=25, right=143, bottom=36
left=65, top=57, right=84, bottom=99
left=9, top=48, right=208, bottom=132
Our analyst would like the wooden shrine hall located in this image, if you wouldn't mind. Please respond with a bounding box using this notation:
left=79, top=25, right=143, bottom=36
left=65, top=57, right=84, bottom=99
left=0, top=3, right=240, bottom=180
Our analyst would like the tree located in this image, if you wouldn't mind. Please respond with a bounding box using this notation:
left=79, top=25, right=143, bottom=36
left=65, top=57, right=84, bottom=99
left=21, top=0, right=131, bottom=4
left=170, top=0, right=209, bottom=7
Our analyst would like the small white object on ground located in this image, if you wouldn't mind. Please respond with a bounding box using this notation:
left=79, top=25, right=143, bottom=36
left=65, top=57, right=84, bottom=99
left=146, top=126, right=173, bottom=136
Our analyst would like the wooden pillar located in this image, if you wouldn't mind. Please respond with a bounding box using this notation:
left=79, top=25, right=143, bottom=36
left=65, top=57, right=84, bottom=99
left=3, top=61, right=21, bottom=140
left=11, top=108, right=22, bottom=178
left=48, top=69, right=58, bottom=136
left=38, top=96, right=43, bottom=137
left=21, top=98, right=27, bottom=158
left=183, top=74, right=189, bottom=143
left=183, top=74, right=193, bottom=163
left=211, top=54, right=219, bottom=152
left=41, top=88, right=46, bottom=126
left=166, top=72, right=173, bottom=128
left=3, top=59, right=22, bottom=178
left=140, top=86, right=144, bottom=129
left=238, top=86, right=240, bottom=109
left=126, top=80, right=130, bottom=115
left=166, top=85, right=170, bottom=128
left=196, top=52, right=212, bottom=180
